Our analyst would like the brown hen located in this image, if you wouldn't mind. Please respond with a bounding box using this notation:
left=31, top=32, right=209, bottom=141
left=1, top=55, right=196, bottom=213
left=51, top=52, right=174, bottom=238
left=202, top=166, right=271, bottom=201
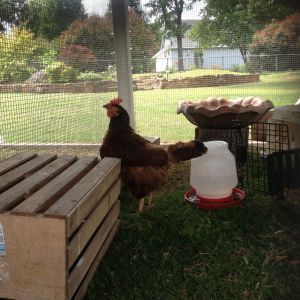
left=100, top=98, right=207, bottom=212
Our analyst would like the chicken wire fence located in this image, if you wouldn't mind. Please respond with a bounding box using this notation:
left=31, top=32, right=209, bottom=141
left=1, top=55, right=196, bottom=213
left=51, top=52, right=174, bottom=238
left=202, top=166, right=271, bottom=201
left=0, top=0, right=300, bottom=160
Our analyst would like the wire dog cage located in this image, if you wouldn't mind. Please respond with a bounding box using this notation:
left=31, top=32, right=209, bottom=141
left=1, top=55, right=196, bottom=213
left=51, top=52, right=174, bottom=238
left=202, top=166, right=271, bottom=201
left=195, top=121, right=290, bottom=194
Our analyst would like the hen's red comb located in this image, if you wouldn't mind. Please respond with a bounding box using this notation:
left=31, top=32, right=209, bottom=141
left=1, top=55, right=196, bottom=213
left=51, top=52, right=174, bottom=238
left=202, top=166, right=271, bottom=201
left=109, top=97, right=123, bottom=105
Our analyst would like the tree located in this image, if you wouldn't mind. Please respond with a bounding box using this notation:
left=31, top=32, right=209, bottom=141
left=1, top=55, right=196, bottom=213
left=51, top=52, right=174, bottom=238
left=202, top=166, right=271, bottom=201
left=190, top=0, right=297, bottom=64
left=61, top=13, right=159, bottom=73
left=251, top=13, right=300, bottom=70
left=129, top=10, right=159, bottom=73
left=0, top=0, right=27, bottom=31
left=25, top=0, right=86, bottom=40
left=107, top=0, right=146, bottom=20
left=146, top=0, right=197, bottom=71
left=60, top=15, right=114, bottom=71
left=59, top=45, right=97, bottom=72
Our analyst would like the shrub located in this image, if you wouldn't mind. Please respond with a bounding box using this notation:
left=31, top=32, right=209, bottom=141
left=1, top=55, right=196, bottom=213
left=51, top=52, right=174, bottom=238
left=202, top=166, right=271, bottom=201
left=35, top=38, right=60, bottom=68
left=77, top=65, right=116, bottom=82
left=229, top=64, right=248, bottom=73
left=59, top=45, right=97, bottom=72
left=45, top=62, right=78, bottom=83
left=0, top=27, right=37, bottom=83
left=0, top=61, right=33, bottom=83
left=77, top=71, right=103, bottom=81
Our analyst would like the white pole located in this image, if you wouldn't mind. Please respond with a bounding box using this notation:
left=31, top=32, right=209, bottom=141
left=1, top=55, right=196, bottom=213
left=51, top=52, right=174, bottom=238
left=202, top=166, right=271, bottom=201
left=111, top=0, right=135, bottom=128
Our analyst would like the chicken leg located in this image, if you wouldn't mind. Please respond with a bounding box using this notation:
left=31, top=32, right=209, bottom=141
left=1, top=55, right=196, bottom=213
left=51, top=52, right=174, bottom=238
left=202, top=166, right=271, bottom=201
left=138, top=192, right=154, bottom=213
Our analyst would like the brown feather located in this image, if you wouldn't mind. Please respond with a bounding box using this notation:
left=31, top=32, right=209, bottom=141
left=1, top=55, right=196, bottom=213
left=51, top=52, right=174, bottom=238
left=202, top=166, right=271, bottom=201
left=100, top=102, right=207, bottom=202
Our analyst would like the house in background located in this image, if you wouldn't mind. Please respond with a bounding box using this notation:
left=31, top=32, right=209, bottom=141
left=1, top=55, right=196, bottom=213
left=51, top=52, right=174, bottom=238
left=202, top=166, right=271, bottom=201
left=152, top=38, right=202, bottom=72
left=152, top=37, right=245, bottom=72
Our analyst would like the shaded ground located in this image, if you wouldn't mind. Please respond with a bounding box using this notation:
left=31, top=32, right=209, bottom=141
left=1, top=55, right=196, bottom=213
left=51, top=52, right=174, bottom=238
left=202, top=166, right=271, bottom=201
left=85, top=161, right=300, bottom=300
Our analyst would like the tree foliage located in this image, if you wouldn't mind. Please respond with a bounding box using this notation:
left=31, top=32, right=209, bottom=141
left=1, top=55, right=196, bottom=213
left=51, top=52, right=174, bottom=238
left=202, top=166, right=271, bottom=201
left=59, top=45, right=97, bottom=72
left=190, top=0, right=297, bottom=63
left=25, top=0, right=86, bottom=40
left=146, top=0, right=197, bottom=71
left=107, top=0, right=146, bottom=20
left=0, top=0, right=27, bottom=31
left=61, top=12, right=158, bottom=73
left=252, top=13, right=300, bottom=54
left=0, top=27, right=36, bottom=82
left=129, top=10, right=159, bottom=73
left=60, top=15, right=114, bottom=71
left=250, top=13, right=300, bottom=70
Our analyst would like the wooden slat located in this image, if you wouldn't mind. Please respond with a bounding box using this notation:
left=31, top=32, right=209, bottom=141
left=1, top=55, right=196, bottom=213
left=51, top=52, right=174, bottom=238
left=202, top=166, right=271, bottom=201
left=44, top=157, right=120, bottom=218
left=109, top=179, right=121, bottom=207
left=0, top=152, right=37, bottom=176
left=67, top=180, right=120, bottom=268
left=72, top=221, right=119, bottom=300
left=0, top=156, right=77, bottom=212
left=0, top=154, right=57, bottom=193
left=68, top=201, right=120, bottom=299
left=12, top=157, right=98, bottom=216
left=44, top=158, right=120, bottom=236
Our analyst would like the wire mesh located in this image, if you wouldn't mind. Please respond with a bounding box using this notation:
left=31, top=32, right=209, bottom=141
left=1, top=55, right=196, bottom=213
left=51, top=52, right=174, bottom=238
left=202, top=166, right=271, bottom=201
left=0, top=1, right=299, bottom=160
left=194, top=122, right=290, bottom=193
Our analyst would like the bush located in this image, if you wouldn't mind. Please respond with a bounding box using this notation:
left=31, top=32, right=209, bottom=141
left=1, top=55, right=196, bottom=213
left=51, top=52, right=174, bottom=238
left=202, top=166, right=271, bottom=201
left=35, top=39, right=60, bottom=69
left=59, top=45, right=97, bottom=72
left=45, top=62, right=78, bottom=83
left=229, top=64, right=248, bottom=73
left=77, top=71, right=103, bottom=81
left=0, top=27, right=37, bottom=83
left=77, top=65, right=116, bottom=82
left=0, top=61, right=33, bottom=83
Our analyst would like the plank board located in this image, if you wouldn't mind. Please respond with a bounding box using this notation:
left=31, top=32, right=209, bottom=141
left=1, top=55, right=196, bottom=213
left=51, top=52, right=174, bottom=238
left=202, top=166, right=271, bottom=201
left=0, top=156, right=77, bottom=212
left=0, top=152, right=37, bottom=176
left=72, top=221, right=119, bottom=300
left=0, top=153, right=57, bottom=193
left=44, top=158, right=120, bottom=237
left=68, top=201, right=120, bottom=299
left=12, top=156, right=98, bottom=216
left=67, top=180, right=120, bottom=268
left=44, top=157, right=120, bottom=218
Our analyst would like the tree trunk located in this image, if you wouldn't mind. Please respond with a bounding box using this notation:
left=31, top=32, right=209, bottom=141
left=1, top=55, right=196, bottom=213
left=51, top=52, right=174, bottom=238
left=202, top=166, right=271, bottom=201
left=176, top=14, right=184, bottom=71
left=239, top=47, right=248, bottom=64
left=177, top=35, right=184, bottom=71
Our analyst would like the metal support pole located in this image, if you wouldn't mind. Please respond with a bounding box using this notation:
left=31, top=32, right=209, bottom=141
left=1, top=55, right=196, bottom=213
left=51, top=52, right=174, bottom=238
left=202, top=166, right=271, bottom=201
left=111, top=0, right=135, bottom=128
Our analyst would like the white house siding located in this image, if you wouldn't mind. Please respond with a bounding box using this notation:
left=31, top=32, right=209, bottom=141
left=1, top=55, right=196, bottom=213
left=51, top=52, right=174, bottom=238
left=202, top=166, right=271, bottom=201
left=202, top=48, right=244, bottom=69
left=153, top=37, right=245, bottom=72
left=155, top=49, right=198, bottom=72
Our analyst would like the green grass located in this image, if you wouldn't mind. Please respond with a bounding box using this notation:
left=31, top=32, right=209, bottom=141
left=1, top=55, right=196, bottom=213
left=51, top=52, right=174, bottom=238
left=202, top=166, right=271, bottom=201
left=84, top=163, right=299, bottom=300
left=0, top=71, right=299, bottom=144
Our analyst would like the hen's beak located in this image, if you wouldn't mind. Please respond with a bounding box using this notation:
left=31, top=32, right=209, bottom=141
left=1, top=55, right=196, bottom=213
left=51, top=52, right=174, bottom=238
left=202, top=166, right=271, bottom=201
left=103, top=104, right=109, bottom=109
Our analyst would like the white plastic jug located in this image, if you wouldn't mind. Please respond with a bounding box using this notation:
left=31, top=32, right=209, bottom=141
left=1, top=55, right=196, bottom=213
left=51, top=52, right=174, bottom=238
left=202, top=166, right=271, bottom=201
left=190, top=141, right=238, bottom=199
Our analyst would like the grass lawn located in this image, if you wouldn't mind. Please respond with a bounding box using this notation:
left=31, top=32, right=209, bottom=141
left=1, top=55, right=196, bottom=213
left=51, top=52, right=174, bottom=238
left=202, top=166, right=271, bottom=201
left=84, top=163, right=300, bottom=300
left=0, top=71, right=299, bottom=144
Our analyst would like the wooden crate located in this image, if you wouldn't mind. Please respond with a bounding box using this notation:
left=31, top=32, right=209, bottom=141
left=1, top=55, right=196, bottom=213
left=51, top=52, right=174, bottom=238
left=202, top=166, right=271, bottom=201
left=0, top=152, right=121, bottom=300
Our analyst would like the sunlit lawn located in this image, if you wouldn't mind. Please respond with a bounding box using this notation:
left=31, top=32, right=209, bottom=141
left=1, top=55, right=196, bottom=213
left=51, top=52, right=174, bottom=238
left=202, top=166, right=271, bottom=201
left=0, top=71, right=299, bottom=144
